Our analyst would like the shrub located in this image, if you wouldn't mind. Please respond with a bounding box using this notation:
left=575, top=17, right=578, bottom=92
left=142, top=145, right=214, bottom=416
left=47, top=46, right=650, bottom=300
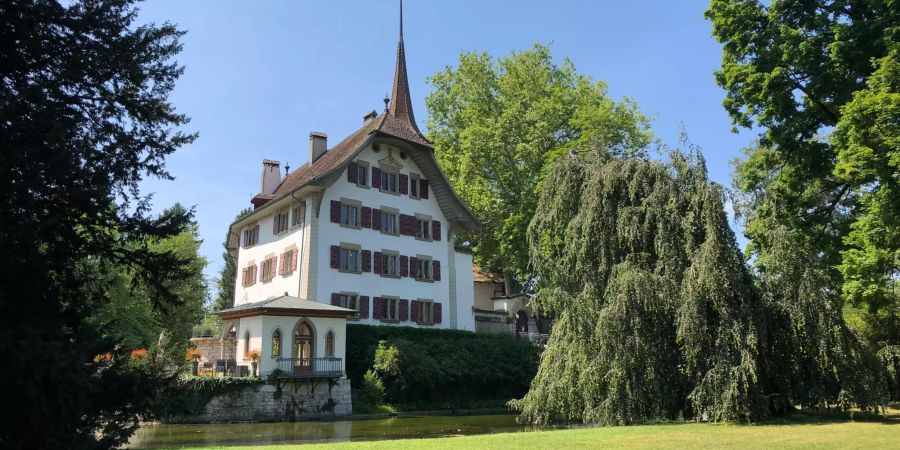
left=346, top=324, right=539, bottom=405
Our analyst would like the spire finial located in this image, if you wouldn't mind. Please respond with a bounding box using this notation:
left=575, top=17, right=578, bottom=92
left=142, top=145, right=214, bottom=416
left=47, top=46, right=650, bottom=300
left=400, top=0, right=403, bottom=38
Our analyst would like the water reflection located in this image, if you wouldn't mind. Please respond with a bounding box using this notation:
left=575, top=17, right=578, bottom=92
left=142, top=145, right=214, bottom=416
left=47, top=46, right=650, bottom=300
left=129, top=414, right=562, bottom=448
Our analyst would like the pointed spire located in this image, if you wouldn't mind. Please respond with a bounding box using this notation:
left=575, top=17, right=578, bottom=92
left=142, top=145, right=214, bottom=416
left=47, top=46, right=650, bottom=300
left=387, top=0, right=421, bottom=134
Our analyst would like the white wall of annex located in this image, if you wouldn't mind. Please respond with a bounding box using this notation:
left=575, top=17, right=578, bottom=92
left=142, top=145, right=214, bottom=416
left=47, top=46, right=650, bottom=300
left=454, top=251, right=475, bottom=331
left=234, top=203, right=308, bottom=306
left=256, top=315, right=347, bottom=377
left=315, top=143, right=452, bottom=328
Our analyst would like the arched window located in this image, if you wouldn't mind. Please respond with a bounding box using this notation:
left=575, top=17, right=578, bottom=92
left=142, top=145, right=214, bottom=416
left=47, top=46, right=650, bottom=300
left=325, top=330, right=335, bottom=357
left=271, top=329, right=282, bottom=357
left=243, top=329, right=251, bottom=356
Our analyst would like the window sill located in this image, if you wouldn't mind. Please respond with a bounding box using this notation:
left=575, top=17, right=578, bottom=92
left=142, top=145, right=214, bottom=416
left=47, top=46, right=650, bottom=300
left=415, top=278, right=434, bottom=283
left=339, top=268, right=362, bottom=274
left=380, top=230, right=400, bottom=237
left=355, top=183, right=370, bottom=189
left=415, top=236, right=434, bottom=243
left=339, top=223, right=361, bottom=230
left=380, top=273, right=401, bottom=279
left=379, top=189, right=400, bottom=196
left=347, top=316, right=361, bottom=321
left=416, top=321, right=435, bottom=326
left=379, top=319, right=400, bottom=323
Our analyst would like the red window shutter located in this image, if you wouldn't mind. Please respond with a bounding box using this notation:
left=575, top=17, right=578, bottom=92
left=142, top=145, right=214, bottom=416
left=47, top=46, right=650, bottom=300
left=373, top=297, right=382, bottom=320
left=420, top=179, right=429, bottom=199
left=399, top=255, right=408, bottom=277
left=331, top=293, right=341, bottom=306
left=259, top=262, right=265, bottom=281
left=372, top=167, right=382, bottom=189
left=360, top=295, right=370, bottom=318
left=399, top=174, right=409, bottom=194
left=330, top=200, right=340, bottom=223
left=372, top=209, right=381, bottom=231
left=373, top=251, right=382, bottom=275
left=348, top=162, right=358, bottom=184
left=411, top=300, right=419, bottom=322
left=433, top=260, right=441, bottom=281
left=398, top=214, right=411, bottom=236
left=362, top=250, right=372, bottom=272
left=278, top=254, right=285, bottom=275
left=410, top=257, right=418, bottom=278
left=434, top=303, right=442, bottom=324
left=399, top=299, right=409, bottom=321
left=291, top=249, right=298, bottom=272
left=433, top=220, right=441, bottom=241
left=330, top=245, right=340, bottom=269
left=361, top=206, right=372, bottom=228
left=240, top=268, right=246, bottom=286
left=252, top=264, right=258, bottom=284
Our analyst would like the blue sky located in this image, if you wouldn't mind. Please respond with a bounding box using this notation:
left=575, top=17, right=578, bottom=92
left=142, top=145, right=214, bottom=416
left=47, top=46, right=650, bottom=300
left=136, top=1, right=757, bottom=294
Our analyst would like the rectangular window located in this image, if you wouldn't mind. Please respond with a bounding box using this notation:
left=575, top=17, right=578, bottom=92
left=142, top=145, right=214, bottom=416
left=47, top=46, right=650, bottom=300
left=409, top=173, right=420, bottom=199
left=340, top=293, right=360, bottom=316
left=242, top=263, right=258, bottom=286
left=416, top=256, right=433, bottom=281
left=281, top=249, right=294, bottom=275
left=381, top=251, right=400, bottom=277
left=261, top=256, right=277, bottom=282
left=291, top=202, right=306, bottom=227
left=380, top=169, right=399, bottom=194
left=274, top=209, right=289, bottom=234
left=381, top=297, right=399, bottom=321
left=416, top=217, right=432, bottom=240
left=356, top=161, right=369, bottom=187
left=380, top=209, right=398, bottom=235
left=339, top=246, right=360, bottom=272
left=340, top=202, right=360, bottom=228
left=242, top=224, right=259, bottom=247
left=416, top=300, right=434, bottom=324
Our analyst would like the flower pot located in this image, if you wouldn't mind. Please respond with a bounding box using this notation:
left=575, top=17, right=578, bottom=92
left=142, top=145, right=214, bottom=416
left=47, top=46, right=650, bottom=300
left=251, top=361, right=257, bottom=377
left=191, top=360, right=199, bottom=376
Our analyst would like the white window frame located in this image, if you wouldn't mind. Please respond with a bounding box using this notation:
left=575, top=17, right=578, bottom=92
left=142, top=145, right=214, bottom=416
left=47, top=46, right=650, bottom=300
left=381, top=250, right=400, bottom=278
left=416, top=254, right=433, bottom=282
left=415, top=214, right=432, bottom=241
left=355, top=160, right=370, bottom=188
left=380, top=168, right=399, bottom=195
left=416, top=299, right=434, bottom=324
left=274, top=209, right=289, bottom=234
left=340, top=292, right=360, bottom=318
left=409, top=173, right=420, bottom=199
left=380, top=207, right=399, bottom=235
left=340, top=198, right=361, bottom=229
left=261, top=255, right=277, bottom=282
left=291, top=202, right=306, bottom=228
left=381, top=296, right=400, bottom=321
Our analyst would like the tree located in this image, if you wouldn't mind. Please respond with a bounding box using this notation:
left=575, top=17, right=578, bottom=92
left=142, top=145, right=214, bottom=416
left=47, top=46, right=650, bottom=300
left=706, top=0, right=898, bottom=354
left=426, top=44, right=652, bottom=288
left=0, top=1, right=195, bottom=447
left=212, top=207, right=252, bottom=312
left=90, top=204, right=208, bottom=362
left=512, top=147, right=768, bottom=424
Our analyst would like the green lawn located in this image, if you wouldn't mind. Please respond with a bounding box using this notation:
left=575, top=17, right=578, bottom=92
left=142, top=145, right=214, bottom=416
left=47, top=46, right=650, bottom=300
left=168, top=414, right=899, bottom=450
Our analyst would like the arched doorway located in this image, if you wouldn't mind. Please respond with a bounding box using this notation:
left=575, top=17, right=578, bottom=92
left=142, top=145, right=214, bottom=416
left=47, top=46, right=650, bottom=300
left=293, top=321, right=314, bottom=373
left=515, top=310, right=529, bottom=336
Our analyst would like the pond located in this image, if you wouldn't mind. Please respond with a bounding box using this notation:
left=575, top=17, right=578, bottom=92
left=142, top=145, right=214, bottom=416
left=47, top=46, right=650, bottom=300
left=128, top=414, right=568, bottom=448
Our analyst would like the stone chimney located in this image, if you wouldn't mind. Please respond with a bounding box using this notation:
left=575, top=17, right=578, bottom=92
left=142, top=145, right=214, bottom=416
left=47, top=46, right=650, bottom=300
left=260, top=159, right=281, bottom=194
left=363, top=110, right=378, bottom=125
left=309, top=132, right=328, bottom=163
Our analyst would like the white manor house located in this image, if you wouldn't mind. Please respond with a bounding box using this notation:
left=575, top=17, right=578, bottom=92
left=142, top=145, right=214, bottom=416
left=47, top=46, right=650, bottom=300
left=211, top=8, right=481, bottom=382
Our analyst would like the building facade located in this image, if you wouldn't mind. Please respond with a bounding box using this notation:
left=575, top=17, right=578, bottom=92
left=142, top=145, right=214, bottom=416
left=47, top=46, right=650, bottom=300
left=216, top=6, right=480, bottom=378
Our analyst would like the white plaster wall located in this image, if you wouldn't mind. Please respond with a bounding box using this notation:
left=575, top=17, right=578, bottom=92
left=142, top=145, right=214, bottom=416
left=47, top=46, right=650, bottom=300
left=234, top=202, right=308, bottom=306
left=236, top=316, right=263, bottom=364
left=256, top=315, right=347, bottom=377
left=314, top=143, right=454, bottom=329
left=454, top=251, right=475, bottom=331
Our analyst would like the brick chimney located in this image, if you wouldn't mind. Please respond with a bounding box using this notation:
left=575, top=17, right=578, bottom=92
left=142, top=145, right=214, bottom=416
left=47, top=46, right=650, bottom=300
left=309, top=132, right=328, bottom=163
left=260, top=159, right=281, bottom=194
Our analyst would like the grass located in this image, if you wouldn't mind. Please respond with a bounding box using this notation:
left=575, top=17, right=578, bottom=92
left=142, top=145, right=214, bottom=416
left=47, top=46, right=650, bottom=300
left=161, top=410, right=899, bottom=450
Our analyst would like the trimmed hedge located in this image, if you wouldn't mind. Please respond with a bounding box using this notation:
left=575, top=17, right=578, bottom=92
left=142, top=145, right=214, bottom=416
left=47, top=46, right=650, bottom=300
left=346, top=324, right=539, bottom=404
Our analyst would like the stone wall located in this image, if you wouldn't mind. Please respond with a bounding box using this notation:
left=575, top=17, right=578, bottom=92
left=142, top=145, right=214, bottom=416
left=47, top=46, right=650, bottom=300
left=190, top=336, right=237, bottom=363
left=167, top=378, right=352, bottom=423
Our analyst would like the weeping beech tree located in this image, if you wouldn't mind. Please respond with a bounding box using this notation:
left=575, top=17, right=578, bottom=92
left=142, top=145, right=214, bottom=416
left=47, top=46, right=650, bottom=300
left=511, top=149, right=768, bottom=424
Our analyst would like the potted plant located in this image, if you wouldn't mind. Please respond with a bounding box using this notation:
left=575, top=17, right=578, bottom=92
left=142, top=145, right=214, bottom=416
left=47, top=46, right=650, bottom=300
left=245, top=349, right=261, bottom=377
left=186, top=348, right=202, bottom=376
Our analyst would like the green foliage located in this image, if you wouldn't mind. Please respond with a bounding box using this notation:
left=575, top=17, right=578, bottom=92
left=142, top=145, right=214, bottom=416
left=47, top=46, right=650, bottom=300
left=426, top=44, right=653, bottom=283
left=877, top=346, right=900, bottom=401
left=213, top=207, right=253, bottom=311
left=0, top=1, right=196, bottom=448
left=346, top=325, right=539, bottom=406
left=707, top=0, right=898, bottom=354
left=513, top=148, right=768, bottom=424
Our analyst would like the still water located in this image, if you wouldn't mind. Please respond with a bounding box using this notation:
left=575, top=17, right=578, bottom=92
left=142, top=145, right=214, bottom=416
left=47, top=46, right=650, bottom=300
left=129, top=414, right=566, bottom=448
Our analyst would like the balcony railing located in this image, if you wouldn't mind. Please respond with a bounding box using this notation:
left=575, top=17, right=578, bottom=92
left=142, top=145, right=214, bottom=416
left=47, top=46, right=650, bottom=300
left=274, top=357, right=343, bottom=379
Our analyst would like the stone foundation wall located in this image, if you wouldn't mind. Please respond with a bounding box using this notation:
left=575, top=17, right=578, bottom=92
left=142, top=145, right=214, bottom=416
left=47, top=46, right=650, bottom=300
left=167, top=378, right=352, bottom=423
